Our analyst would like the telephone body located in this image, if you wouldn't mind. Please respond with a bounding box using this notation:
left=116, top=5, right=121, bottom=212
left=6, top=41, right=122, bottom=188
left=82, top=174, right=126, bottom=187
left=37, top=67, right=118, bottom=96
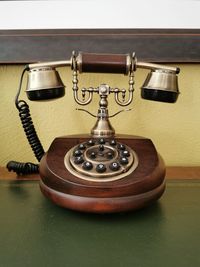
left=8, top=52, right=180, bottom=213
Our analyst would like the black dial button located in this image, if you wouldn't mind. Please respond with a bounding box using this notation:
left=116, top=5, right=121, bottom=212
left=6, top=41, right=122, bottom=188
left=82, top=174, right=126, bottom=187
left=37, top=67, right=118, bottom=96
left=110, top=140, right=116, bottom=146
left=99, top=138, right=105, bottom=144
left=78, top=144, right=86, bottom=150
left=109, top=162, right=120, bottom=171
left=122, top=150, right=130, bottom=157
left=99, top=145, right=104, bottom=151
left=74, top=156, right=84, bottom=164
left=96, top=164, right=106, bottom=173
left=73, top=149, right=82, bottom=157
left=90, top=152, right=96, bottom=159
left=120, top=157, right=129, bottom=165
left=107, top=152, right=114, bottom=159
left=87, top=139, right=95, bottom=146
left=118, top=144, right=126, bottom=150
left=82, top=161, right=93, bottom=170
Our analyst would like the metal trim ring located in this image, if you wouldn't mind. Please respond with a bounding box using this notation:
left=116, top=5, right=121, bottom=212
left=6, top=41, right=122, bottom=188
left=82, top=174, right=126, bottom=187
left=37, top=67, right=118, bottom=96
left=64, top=144, right=139, bottom=183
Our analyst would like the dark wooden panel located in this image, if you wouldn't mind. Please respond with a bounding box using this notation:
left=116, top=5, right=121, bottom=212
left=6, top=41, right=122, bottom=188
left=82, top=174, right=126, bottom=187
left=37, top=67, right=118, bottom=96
left=0, top=29, right=200, bottom=63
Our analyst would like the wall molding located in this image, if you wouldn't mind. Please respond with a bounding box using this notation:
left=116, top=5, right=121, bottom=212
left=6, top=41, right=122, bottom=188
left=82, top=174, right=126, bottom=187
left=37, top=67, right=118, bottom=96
left=0, top=29, right=200, bottom=64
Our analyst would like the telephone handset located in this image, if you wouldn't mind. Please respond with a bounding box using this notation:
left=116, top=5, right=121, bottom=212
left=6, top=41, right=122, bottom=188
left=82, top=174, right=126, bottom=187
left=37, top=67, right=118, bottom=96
left=8, top=51, right=180, bottom=213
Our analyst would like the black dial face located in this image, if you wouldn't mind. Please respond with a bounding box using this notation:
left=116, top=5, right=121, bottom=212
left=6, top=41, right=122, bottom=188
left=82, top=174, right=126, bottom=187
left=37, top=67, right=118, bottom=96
left=87, top=139, right=95, bottom=146
left=109, top=162, right=120, bottom=171
left=74, top=156, right=84, bottom=164
left=120, top=157, right=129, bottom=165
left=118, top=144, right=126, bottom=150
left=110, top=139, right=117, bottom=146
left=85, top=144, right=117, bottom=162
left=73, top=149, right=82, bottom=157
left=96, top=164, right=106, bottom=173
left=82, top=161, right=93, bottom=170
left=121, top=150, right=130, bottom=157
left=99, top=138, right=105, bottom=144
left=78, top=144, right=86, bottom=150
left=66, top=138, right=138, bottom=182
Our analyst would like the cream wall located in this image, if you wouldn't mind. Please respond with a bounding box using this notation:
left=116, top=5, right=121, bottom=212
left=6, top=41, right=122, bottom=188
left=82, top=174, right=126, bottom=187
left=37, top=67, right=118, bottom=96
left=0, top=64, right=200, bottom=167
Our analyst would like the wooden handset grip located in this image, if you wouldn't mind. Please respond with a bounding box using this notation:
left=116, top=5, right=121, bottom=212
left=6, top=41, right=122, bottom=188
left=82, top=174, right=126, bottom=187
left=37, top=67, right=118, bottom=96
left=76, top=52, right=132, bottom=75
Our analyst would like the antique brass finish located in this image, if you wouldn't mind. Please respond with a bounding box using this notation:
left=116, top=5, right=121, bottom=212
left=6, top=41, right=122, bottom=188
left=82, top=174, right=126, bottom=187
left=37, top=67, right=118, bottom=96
left=16, top=51, right=180, bottom=213
left=142, top=70, right=179, bottom=93
left=137, top=62, right=180, bottom=74
left=71, top=51, right=136, bottom=137
left=76, top=52, right=83, bottom=73
left=25, top=51, right=180, bottom=129
left=64, top=142, right=139, bottom=182
left=27, top=54, right=179, bottom=75
left=26, top=68, right=64, bottom=91
left=141, top=69, right=179, bottom=103
left=91, top=84, right=115, bottom=137
left=28, top=60, right=72, bottom=70
left=91, top=117, right=115, bottom=137
left=26, top=67, right=65, bottom=100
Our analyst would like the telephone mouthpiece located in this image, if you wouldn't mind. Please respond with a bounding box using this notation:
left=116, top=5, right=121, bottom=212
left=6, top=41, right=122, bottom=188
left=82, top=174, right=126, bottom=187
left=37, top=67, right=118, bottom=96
left=26, top=67, right=65, bottom=101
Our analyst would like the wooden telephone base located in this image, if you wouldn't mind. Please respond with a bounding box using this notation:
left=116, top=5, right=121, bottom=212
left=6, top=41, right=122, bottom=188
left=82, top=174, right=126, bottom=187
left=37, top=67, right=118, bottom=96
left=39, top=135, right=165, bottom=213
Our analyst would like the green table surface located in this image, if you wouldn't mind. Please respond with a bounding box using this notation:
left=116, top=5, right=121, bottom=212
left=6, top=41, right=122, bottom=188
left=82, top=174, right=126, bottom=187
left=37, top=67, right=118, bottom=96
left=0, top=180, right=200, bottom=267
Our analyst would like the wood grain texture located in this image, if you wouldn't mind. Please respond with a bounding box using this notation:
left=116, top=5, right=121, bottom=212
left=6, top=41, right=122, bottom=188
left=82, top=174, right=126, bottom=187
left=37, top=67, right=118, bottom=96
left=38, top=135, right=166, bottom=212
left=39, top=135, right=165, bottom=197
left=1, top=166, right=200, bottom=180
left=0, top=29, right=200, bottom=63
left=80, top=52, right=128, bottom=74
left=39, top=179, right=165, bottom=213
left=166, top=167, right=200, bottom=179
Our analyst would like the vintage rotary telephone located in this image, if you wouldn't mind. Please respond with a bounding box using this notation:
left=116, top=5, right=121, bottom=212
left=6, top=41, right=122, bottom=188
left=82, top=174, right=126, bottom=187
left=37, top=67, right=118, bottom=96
left=7, top=51, right=180, bottom=213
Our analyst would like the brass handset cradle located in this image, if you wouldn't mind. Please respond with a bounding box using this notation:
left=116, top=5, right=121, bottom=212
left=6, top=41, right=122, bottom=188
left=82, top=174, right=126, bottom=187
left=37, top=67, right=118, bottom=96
left=76, top=108, right=132, bottom=119
left=9, top=51, right=180, bottom=213
left=70, top=51, right=136, bottom=137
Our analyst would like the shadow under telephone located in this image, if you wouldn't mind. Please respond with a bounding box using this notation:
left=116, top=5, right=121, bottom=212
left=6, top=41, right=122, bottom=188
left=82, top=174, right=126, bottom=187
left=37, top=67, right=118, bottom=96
left=7, top=51, right=180, bottom=213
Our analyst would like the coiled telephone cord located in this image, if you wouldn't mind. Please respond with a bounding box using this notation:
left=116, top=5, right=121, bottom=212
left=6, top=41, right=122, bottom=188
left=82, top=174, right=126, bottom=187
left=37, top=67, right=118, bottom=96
left=6, top=68, right=45, bottom=175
